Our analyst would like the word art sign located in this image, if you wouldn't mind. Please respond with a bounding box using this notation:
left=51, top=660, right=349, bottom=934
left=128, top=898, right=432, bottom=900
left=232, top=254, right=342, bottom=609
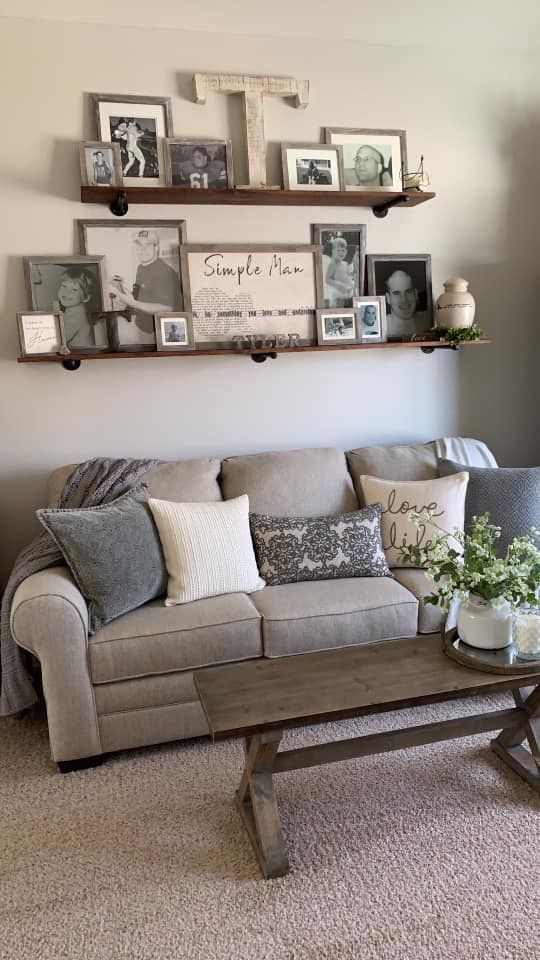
left=180, top=245, right=319, bottom=348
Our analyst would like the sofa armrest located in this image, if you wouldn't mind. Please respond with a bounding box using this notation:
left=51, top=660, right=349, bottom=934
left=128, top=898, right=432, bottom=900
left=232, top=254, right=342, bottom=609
left=11, top=566, right=101, bottom=763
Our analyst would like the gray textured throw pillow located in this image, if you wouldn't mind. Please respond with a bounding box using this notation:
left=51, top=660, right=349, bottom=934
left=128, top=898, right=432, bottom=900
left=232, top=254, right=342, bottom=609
left=250, top=505, right=390, bottom=586
left=37, top=485, right=167, bottom=634
left=438, top=459, right=540, bottom=554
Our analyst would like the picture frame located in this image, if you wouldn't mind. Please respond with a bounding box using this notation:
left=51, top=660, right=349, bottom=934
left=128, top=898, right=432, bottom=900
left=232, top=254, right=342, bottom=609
left=154, top=312, right=195, bottom=351
left=352, top=296, right=387, bottom=343
left=79, top=141, right=123, bottom=187
left=366, top=254, right=433, bottom=341
left=311, top=223, right=367, bottom=308
left=17, top=311, right=66, bottom=357
left=78, top=219, right=186, bottom=351
left=281, top=143, right=344, bottom=191
left=180, top=244, right=320, bottom=348
left=89, top=92, right=173, bottom=186
left=164, top=139, right=233, bottom=190
left=324, top=128, right=407, bottom=193
left=23, top=256, right=108, bottom=352
left=316, top=309, right=359, bottom=345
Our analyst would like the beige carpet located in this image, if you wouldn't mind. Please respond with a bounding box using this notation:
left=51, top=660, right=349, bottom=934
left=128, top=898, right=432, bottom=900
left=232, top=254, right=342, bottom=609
left=1, top=695, right=539, bottom=960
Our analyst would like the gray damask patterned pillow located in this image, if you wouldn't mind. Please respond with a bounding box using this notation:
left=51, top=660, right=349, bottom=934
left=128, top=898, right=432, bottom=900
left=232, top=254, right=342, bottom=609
left=249, top=505, right=390, bottom=586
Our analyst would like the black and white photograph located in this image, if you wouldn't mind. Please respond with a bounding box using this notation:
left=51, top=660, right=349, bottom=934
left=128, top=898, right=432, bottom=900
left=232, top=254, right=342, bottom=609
left=79, top=141, right=123, bottom=187
left=352, top=296, right=387, bottom=343
left=366, top=254, right=433, bottom=341
left=316, top=309, right=359, bottom=344
left=17, top=311, right=66, bottom=357
left=165, top=139, right=233, bottom=189
left=312, top=223, right=366, bottom=308
left=325, top=128, right=407, bottom=192
left=23, top=256, right=107, bottom=351
left=90, top=93, right=173, bottom=186
left=155, top=312, right=195, bottom=351
left=78, top=220, right=186, bottom=349
left=281, top=144, right=344, bottom=191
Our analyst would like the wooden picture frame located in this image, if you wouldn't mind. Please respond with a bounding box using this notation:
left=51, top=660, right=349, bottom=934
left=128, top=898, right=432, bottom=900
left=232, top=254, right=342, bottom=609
left=311, top=223, right=366, bottom=308
left=17, top=311, right=66, bottom=357
left=366, top=254, right=433, bottom=341
left=78, top=219, right=186, bottom=350
left=316, top=308, right=360, bottom=345
left=281, top=143, right=345, bottom=191
left=352, top=296, right=387, bottom=343
left=79, top=141, right=123, bottom=187
left=164, top=139, right=233, bottom=189
left=154, top=312, right=196, bottom=351
left=89, top=92, right=173, bottom=186
left=324, top=127, right=407, bottom=192
left=23, top=256, right=108, bottom=353
left=180, top=244, right=320, bottom=348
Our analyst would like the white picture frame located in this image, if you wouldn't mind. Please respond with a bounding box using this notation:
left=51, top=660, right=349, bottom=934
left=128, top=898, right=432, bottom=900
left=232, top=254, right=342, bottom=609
left=325, top=127, right=407, bottom=192
left=316, top=309, right=359, bottom=344
left=17, top=311, right=66, bottom=357
left=352, top=296, right=387, bottom=343
left=281, top=143, right=344, bottom=191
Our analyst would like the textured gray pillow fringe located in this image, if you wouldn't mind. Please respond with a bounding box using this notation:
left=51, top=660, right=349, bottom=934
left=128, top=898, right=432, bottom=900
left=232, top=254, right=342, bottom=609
left=0, top=457, right=160, bottom=717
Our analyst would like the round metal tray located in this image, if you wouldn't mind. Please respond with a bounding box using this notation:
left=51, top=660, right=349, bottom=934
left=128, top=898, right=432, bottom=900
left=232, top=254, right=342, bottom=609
left=444, top=628, right=540, bottom=675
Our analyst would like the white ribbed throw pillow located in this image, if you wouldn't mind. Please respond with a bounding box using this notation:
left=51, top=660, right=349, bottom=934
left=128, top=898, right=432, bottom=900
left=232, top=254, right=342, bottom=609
left=148, top=494, right=265, bottom=605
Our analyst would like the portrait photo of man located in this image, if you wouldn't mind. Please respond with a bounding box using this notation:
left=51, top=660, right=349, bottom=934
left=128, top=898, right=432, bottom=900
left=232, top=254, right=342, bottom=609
left=325, top=128, right=406, bottom=193
left=367, top=256, right=433, bottom=341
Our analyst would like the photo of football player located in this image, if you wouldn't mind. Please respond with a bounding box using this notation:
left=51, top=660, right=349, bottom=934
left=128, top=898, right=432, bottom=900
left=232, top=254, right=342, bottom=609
left=166, top=141, right=232, bottom=190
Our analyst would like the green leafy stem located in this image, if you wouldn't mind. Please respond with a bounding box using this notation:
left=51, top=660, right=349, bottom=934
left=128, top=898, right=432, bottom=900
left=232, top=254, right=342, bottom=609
left=431, top=323, right=485, bottom=346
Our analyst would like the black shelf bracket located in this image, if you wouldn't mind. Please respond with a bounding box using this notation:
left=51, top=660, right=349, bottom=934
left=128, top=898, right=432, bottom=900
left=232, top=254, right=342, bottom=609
left=372, top=194, right=411, bottom=219
left=110, top=191, right=129, bottom=217
left=62, top=359, right=81, bottom=371
left=251, top=352, right=277, bottom=363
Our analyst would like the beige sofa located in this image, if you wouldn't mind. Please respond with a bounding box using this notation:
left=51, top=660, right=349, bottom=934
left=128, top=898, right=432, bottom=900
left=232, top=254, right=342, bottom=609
left=11, top=440, right=449, bottom=771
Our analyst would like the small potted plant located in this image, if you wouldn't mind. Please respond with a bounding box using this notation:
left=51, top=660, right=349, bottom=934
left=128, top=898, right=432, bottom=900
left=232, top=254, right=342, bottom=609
left=400, top=513, right=540, bottom=650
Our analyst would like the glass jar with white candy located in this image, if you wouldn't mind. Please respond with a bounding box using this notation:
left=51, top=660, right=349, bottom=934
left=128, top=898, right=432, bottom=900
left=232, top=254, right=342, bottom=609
left=512, top=605, right=540, bottom=661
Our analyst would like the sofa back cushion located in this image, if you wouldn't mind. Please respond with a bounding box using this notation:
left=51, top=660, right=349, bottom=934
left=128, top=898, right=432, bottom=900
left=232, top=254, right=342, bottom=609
left=220, top=447, right=358, bottom=516
left=48, top=458, right=222, bottom=508
left=347, top=442, right=438, bottom=505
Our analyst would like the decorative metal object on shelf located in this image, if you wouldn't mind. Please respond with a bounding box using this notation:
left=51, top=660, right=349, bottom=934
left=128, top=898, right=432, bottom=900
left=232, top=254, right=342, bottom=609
left=193, top=73, right=309, bottom=189
left=400, top=155, right=430, bottom=192
left=232, top=333, right=301, bottom=351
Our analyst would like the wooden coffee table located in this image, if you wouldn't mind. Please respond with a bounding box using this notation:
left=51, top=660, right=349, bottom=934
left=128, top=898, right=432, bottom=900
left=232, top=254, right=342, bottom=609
left=193, top=635, right=540, bottom=878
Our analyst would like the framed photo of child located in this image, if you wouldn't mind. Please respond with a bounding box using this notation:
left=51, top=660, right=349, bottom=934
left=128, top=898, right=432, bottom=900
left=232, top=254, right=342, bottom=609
left=79, top=141, right=123, bottom=187
left=23, top=256, right=108, bottom=352
left=312, top=223, right=367, bottom=309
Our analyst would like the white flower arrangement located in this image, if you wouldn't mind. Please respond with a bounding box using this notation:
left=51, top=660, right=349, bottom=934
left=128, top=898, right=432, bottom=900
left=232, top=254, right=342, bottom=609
left=399, top=512, right=540, bottom=611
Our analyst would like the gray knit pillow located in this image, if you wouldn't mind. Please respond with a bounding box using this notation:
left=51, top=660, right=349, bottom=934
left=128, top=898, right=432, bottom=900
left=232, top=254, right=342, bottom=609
left=250, top=504, right=389, bottom=586
left=438, top=459, right=540, bottom=554
left=37, top=485, right=167, bottom=633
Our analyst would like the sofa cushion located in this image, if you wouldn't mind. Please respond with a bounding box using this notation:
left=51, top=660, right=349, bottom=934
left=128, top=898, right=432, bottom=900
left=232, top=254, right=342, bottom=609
left=149, top=494, right=264, bottom=605
left=392, top=568, right=446, bottom=634
left=221, top=447, right=358, bottom=516
left=347, top=442, right=438, bottom=505
left=250, top=578, right=418, bottom=658
left=250, top=505, right=389, bottom=585
left=37, top=486, right=168, bottom=634
left=358, top=473, right=469, bottom=568
left=89, top=592, right=262, bottom=684
left=47, top=458, right=222, bottom=508
left=438, top=459, right=540, bottom=554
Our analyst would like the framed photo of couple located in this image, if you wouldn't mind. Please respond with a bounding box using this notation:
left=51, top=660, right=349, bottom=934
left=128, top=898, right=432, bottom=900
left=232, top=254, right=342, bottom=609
left=90, top=93, right=173, bottom=186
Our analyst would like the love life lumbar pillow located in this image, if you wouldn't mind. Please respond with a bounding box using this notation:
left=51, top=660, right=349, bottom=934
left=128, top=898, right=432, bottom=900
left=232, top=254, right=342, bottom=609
left=358, top=472, right=469, bottom=568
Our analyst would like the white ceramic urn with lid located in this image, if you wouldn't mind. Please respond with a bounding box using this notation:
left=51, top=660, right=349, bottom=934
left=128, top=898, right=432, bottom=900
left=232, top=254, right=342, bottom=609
left=435, top=277, right=475, bottom=330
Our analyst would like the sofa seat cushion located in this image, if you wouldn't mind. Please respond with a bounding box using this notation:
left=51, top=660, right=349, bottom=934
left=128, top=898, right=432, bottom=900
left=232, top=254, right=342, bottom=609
left=250, top=577, right=418, bottom=658
left=392, top=568, right=445, bottom=634
left=221, top=447, right=358, bottom=516
left=89, top=593, right=262, bottom=684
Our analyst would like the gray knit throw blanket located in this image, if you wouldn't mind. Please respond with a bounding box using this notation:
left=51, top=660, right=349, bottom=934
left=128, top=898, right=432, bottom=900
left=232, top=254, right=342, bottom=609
left=0, top=457, right=160, bottom=717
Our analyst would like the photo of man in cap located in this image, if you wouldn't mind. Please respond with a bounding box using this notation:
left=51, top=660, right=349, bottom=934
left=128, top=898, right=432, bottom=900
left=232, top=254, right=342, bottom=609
left=112, top=229, right=182, bottom=336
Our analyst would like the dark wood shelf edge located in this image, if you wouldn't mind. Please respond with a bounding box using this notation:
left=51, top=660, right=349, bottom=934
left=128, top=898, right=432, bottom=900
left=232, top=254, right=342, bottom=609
left=17, top=339, right=492, bottom=364
left=80, top=185, right=436, bottom=209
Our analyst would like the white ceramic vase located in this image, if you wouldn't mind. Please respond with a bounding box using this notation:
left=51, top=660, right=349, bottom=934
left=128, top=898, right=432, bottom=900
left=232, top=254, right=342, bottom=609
left=457, top=595, right=512, bottom=650
left=435, top=277, right=475, bottom=330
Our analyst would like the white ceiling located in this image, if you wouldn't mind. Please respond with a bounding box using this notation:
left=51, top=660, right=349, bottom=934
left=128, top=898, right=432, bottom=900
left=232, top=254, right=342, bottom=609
left=1, top=0, right=538, bottom=50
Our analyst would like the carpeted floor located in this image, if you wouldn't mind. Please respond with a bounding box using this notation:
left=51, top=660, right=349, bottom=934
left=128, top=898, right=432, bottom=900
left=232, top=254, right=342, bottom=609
left=1, top=695, right=539, bottom=960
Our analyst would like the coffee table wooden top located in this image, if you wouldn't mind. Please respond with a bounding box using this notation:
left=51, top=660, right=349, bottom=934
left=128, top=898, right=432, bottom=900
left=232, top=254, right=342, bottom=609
left=193, top=635, right=540, bottom=741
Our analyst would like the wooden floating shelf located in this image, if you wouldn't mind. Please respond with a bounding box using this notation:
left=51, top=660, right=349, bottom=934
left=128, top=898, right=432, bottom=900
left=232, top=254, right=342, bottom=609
left=18, top=339, right=491, bottom=369
left=80, top=185, right=435, bottom=214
